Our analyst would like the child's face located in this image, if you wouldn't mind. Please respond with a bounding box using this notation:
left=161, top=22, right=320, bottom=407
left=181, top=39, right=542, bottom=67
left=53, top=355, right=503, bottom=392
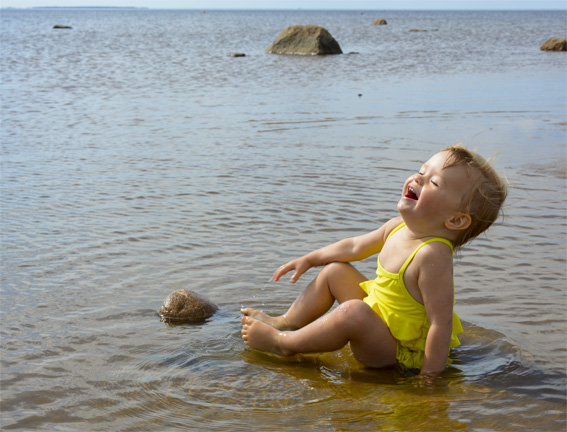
left=398, top=151, right=472, bottom=234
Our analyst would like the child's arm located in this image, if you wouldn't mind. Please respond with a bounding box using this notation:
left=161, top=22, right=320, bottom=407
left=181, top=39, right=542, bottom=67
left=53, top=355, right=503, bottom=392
left=273, top=216, right=403, bottom=283
left=414, top=243, right=455, bottom=376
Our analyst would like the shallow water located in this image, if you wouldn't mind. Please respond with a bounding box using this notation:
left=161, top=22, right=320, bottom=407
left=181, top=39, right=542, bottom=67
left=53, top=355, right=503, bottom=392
left=1, top=8, right=566, bottom=431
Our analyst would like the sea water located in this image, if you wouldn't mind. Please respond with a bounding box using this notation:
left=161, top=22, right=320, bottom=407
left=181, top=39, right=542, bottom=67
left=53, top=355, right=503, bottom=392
left=1, top=8, right=566, bottom=431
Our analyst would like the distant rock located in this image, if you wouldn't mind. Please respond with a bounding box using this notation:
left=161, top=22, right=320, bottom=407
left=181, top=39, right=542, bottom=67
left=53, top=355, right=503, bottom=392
left=229, top=52, right=246, bottom=57
left=540, top=38, right=567, bottom=51
left=409, top=29, right=427, bottom=32
left=53, top=25, right=72, bottom=29
left=265, top=25, right=342, bottom=56
left=373, top=19, right=387, bottom=25
left=158, top=289, right=218, bottom=324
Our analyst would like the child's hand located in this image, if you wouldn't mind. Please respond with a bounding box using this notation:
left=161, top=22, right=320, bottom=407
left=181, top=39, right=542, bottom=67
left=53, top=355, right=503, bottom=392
left=397, top=373, right=443, bottom=388
left=272, top=257, right=312, bottom=283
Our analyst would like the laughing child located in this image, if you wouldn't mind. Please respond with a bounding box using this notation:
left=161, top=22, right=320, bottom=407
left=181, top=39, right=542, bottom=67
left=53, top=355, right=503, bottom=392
left=241, top=145, right=507, bottom=377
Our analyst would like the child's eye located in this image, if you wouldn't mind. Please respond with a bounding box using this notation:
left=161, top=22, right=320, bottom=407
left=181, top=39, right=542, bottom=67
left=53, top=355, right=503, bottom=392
left=431, top=179, right=439, bottom=186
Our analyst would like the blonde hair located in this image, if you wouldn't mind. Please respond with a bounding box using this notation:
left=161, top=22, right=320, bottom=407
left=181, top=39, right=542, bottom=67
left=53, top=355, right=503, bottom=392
left=442, top=144, right=508, bottom=249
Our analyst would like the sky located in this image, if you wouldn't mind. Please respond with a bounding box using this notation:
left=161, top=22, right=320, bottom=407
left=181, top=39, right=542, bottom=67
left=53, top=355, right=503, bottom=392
left=2, top=0, right=566, bottom=10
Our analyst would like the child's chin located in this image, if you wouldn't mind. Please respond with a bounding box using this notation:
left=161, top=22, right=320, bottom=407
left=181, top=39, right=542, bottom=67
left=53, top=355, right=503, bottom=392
left=397, top=198, right=415, bottom=212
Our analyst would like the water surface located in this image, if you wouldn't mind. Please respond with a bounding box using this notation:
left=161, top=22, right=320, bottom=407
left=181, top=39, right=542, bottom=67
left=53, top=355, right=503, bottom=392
left=1, top=8, right=566, bottom=431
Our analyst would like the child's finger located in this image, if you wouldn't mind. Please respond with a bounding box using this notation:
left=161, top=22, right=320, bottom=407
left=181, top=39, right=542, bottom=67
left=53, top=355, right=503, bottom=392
left=272, top=263, right=291, bottom=281
left=289, top=267, right=306, bottom=283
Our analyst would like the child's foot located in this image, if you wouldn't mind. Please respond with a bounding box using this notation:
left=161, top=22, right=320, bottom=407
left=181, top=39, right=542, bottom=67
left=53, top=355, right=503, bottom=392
left=241, top=316, right=292, bottom=356
left=240, top=307, right=295, bottom=330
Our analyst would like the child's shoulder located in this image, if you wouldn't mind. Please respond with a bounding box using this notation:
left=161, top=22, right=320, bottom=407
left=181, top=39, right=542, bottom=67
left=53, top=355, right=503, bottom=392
left=382, top=216, right=405, bottom=238
left=411, top=240, right=455, bottom=296
left=413, top=238, right=454, bottom=270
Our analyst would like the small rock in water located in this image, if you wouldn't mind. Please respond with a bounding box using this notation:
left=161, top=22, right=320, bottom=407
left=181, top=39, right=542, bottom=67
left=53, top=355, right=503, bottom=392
left=229, top=53, right=246, bottom=57
left=540, top=38, right=567, bottom=51
left=53, top=25, right=72, bottom=29
left=158, top=289, right=218, bottom=324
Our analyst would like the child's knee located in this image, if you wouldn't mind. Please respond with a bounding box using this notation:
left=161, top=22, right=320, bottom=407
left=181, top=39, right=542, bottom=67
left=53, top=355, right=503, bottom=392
left=322, top=261, right=353, bottom=278
left=336, top=300, right=373, bottom=325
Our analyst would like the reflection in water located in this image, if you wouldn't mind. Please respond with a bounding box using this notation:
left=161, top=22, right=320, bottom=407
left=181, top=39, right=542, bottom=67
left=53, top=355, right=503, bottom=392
left=130, top=318, right=564, bottom=431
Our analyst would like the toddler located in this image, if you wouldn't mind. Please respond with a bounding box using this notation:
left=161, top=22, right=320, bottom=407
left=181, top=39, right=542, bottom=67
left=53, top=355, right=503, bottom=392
left=241, top=145, right=507, bottom=377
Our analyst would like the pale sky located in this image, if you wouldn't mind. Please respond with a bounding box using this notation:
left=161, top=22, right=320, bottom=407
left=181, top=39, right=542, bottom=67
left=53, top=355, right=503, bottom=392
left=1, top=0, right=565, bottom=10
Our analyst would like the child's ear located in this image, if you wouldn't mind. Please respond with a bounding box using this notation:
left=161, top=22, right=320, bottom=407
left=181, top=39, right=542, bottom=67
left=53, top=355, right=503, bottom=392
left=445, top=213, right=472, bottom=231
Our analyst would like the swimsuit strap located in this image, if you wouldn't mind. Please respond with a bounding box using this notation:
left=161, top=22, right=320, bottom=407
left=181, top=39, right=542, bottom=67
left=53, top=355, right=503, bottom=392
left=399, top=237, right=454, bottom=277
left=386, top=222, right=406, bottom=241
left=385, top=222, right=454, bottom=276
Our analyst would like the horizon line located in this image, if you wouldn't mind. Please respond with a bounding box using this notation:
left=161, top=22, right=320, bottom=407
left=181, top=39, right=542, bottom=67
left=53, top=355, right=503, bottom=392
left=4, top=6, right=566, bottom=10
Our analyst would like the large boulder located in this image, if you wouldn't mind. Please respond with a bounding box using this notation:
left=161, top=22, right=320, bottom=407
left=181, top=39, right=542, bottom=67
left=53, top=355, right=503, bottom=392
left=540, top=38, right=567, bottom=51
left=265, top=25, right=342, bottom=56
left=158, top=289, right=218, bottom=324
left=373, top=19, right=387, bottom=25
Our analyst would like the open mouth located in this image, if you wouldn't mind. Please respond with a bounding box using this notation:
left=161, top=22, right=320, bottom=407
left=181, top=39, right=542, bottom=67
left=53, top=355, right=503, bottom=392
left=405, top=185, right=419, bottom=201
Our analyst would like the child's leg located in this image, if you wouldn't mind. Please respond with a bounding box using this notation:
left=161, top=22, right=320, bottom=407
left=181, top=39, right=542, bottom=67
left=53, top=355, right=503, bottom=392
left=241, top=262, right=367, bottom=330
left=241, top=299, right=397, bottom=368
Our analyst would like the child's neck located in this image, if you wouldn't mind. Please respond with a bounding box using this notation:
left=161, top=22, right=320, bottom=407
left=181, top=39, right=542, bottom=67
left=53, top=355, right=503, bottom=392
left=401, top=218, right=457, bottom=243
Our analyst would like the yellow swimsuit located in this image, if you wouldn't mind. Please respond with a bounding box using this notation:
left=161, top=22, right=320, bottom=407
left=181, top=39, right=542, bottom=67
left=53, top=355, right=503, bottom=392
left=359, top=223, right=463, bottom=370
